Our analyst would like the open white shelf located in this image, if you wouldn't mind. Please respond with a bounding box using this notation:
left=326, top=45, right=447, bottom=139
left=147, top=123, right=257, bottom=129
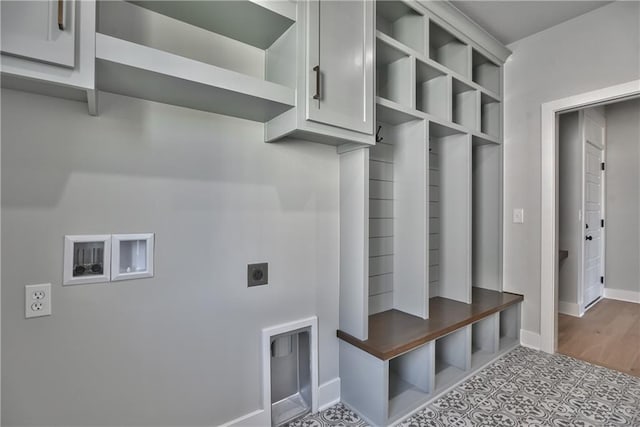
left=376, top=1, right=425, bottom=55
left=377, top=97, right=424, bottom=125
left=481, top=92, right=501, bottom=139
left=376, top=34, right=413, bottom=107
left=128, top=0, right=295, bottom=50
left=416, top=59, right=449, bottom=119
left=429, top=20, right=470, bottom=79
left=452, top=78, right=478, bottom=131
left=95, top=33, right=295, bottom=122
left=472, top=49, right=501, bottom=95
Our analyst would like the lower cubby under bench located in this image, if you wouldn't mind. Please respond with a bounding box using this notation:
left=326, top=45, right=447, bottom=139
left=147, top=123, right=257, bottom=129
left=337, top=288, right=523, bottom=426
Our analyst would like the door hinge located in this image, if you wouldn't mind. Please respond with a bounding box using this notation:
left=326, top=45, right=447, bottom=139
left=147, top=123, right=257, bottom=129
left=600, top=276, right=604, bottom=284
left=601, top=219, right=604, bottom=227
left=601, top=162, right=605, bottom=171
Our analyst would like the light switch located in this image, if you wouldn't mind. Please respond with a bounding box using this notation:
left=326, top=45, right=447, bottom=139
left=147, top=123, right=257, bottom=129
left=513, top=208, right=524, bottom=224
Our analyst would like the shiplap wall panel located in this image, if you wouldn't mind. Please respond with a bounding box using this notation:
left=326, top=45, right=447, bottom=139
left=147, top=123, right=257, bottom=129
left=369, top=140, right=394, bottom=314
left=429, top=141, right=440, bottom=297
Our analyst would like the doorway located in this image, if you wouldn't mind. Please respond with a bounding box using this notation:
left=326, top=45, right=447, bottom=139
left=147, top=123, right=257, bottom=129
left=539, top=79, right=640, bottom=354
left=558, top=108, right=605, bottom=317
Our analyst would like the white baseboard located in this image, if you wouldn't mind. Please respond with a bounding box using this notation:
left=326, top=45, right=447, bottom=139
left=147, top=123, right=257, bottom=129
left=318, top=378, right=341, bottom=411
left=558, top=301, right=583, bottom=317
left=520, top=329, right=541, bottom=351
left=604, top=288, right=640, bottom=303
left=220, top=409, right=267, bottom=427
left=222, top=377, right=341, bottom=426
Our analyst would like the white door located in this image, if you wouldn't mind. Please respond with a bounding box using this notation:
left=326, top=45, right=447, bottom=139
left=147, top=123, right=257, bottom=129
left=306, top=0, right=374, bottom=134
left=1, top=0, right=76, bottom=68
left=583, top=142, right=604, bottom=309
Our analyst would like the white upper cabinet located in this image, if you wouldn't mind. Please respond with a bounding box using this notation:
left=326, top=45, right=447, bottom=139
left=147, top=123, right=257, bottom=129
left=1, top=0, right=96, bottom=114
left=265, top=0, right=375, bottom=148
left=1, top=0, right=76, bottom=68
left=306, top=0, right=374, bottom=134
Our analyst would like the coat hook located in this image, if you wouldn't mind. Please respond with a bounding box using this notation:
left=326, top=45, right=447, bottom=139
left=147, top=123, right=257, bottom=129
left=375, top=125, right=383, bottom=143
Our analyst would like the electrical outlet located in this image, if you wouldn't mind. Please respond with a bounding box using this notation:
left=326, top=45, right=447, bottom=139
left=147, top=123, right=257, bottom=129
left=248, top=263, right=268, bottom=287
left=25, top=283, right=51, bottom=318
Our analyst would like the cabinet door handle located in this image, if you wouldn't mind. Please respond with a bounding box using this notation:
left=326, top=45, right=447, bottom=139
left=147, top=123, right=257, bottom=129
left=313, top=65, right=320, bottom=100
left=586, top=235, right=593, bottom=241
left=58, top=0, right=64, bottom=30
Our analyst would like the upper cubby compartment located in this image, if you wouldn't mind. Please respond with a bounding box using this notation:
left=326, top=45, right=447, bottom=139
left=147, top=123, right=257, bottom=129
left=95, top=0, right=296, bottom=122
left=428, top=20, right=470, bottom=79
left=452, top=78, right=478, bottom=131
left=128, top=0, right=295, bottom=50
left=416, top=59, right=449, bottom=120
left=376, top=1, right=425, bottom=55
left=472, top=49, right=501, bottom=96
left=377, top=36, right=413, bottom=108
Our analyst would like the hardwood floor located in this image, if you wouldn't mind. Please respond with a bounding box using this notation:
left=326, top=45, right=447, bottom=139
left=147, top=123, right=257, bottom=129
left=558, top=298, right=640, bottom=377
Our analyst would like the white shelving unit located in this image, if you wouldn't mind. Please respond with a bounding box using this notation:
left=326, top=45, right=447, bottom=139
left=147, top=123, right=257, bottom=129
left=339, top=1, right=514, bottom=424
left=95, top=0, right=296, bottom=122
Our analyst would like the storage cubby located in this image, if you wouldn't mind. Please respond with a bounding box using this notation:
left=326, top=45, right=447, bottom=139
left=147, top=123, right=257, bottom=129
left=472, top=143, right=502, bottom=291
left=416, top=59, right=449, bottom=119
left=471, top=314, right=498, bottom=369
left=481, top=93, right=501, bottom=138
left=429, top=124, right=471, bottom=304
left=429, top=20, right=470, bottom=78
left=499, top=303, right=521, bottom=351
left=376, top=1, right=425, bottom=54
left=452, top=78, right=478, bottom=130
left=434, top=327, right=470, bottom=392
left=377, top=37, right=413, bottom=107
left=472, top=49, right=501, bottom=95
left=388, top=343, right=432, bottom=421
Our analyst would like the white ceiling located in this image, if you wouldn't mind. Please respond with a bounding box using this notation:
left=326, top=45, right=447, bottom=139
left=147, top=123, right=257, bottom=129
left=450, top=1, right=613, bottom=45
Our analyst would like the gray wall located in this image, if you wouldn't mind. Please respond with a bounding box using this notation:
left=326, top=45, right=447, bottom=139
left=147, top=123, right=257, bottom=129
left=605, top=98, right=640, bottom=293
left=503, top=1, right=640, bottom=334
left=1, top=89, right=340, bottom=426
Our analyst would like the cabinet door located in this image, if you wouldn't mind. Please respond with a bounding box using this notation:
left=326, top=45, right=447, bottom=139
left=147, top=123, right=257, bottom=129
left=306, top=0, right=373, bottom=134
left=1, top=0, right=76, bottom=68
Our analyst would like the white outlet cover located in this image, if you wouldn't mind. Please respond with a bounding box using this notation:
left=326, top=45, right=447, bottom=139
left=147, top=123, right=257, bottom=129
left=25, top=283, right=51, bottom=318
left=111, top=233, right=154, bottom=282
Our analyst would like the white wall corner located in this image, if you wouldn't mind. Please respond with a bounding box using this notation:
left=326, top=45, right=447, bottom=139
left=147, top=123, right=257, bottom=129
left=604, top=288, right=640, bottom=304
left=318, top=378, right=341, bottom=412
left=558, top=301, right=583, bottom=317
left=520, top=329, right=541, bottom=350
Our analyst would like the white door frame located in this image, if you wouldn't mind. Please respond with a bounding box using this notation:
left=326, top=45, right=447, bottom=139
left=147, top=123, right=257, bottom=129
left=540, top=79, right=640, bottom=354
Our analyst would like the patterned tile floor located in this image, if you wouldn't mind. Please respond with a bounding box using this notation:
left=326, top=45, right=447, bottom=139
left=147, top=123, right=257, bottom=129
left=288, top=347, right=640, bottom=426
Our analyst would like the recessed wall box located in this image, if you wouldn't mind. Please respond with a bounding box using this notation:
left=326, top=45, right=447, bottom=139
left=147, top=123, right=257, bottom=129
left=111, top=233, right=154, bottom=281
left=63, top=235, right=111, bottom=285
